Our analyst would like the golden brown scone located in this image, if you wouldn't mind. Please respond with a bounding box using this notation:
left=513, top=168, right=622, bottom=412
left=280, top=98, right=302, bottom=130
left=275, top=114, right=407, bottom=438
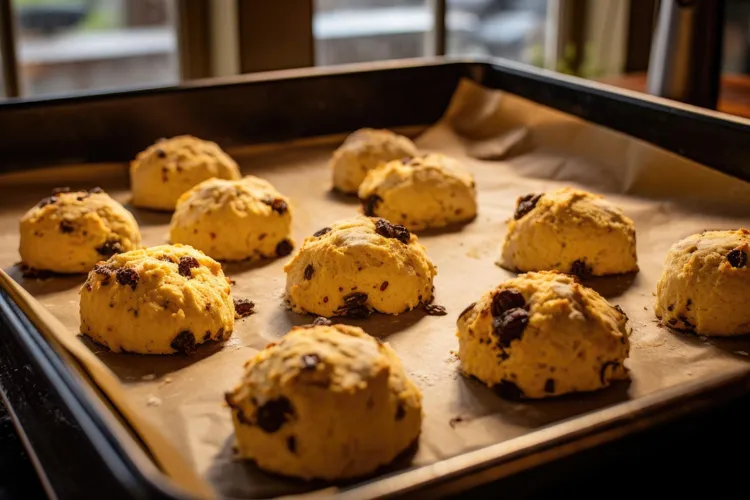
left=169, top=176, right=293, bottom=261
left=501, top=188, right=638, bottom=277
left=19, top=188, right=140, bottom=274
left=79, top=244, right=235, bottom=354
left=284, top=216, right=436, bottom=318
left=358, top=153, right=477, bottom=230
left=225, top=323, right=422, bottom=480
left=331, top=128, right=419, bottom=194
left=130, top=135, right=241, bottom=211
left=457, top=271, right=630, bottom=399
left=655, top=229, right=750, bottom=336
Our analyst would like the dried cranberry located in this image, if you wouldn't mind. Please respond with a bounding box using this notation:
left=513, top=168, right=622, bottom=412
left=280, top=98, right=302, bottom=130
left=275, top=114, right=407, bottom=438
left=96, top=240, right=123, bottom=257
left=727, top=248, right=747, bottom=268
left=493, top=308, right=529, bottom=347
left=514, top=193, right=542, bottom=220
left=304, top=264, right=314, bottom=280
left=257, top=397, right=295, bottom=433
left=570, top=259, right=593, bottom=279
left=234, top=298, right=255, bottom=318
left=334, top=292, right=370, bottom=318
left=313, top=227, right=331, bottom=237
left=374, top=218, right=410, bottom=244
left=93, top=265, right=112, bottom=277
left=362, top=195, right=383, bottom=217
left=171, top=330, right=196, bottom=354
left=491, top=289, right=525, bottom=317
left=115, top=268, right=139, bottom=290
left=424, top=304, right=447, bottom=316
left=276, top=240, right=294, bottom=257
left=263, top=197, right=288, bottom=215
left=178, top=256, right=199, bottom=277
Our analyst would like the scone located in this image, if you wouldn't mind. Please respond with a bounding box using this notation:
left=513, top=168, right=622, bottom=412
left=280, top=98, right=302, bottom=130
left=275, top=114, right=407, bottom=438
left=79, top=244, right=234, bottom=354
left=169, top=176, right=293, bottom=261
left=655, top=229, right=750, bottom=336
left=457, top=271, right=629, bottom=399
left=130, top=135, right=241, bottom=211
left=284, top=216, right=436, bottom=318
left=331, top=128, right=419, bottom=194
left=19, top=187, right=141, bottom=274
left=501, top=188, right=638, bottom=277
left=358, top=153, right=477, bottom=230
left=225, top=324, right=422, bottom=480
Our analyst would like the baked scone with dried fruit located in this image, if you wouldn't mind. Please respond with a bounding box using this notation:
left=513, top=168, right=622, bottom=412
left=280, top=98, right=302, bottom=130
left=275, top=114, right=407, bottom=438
left=457, top=271, right=629, bottom=399
left=501, top=188, right=638, bottom=277
left=225, top=323, right=422, bottom=480
left=130, top=135, right=241, bottom=211
left=331, top=128, right=419, bottom=194
left=169, top=176, right=294, bottom=261
left=79, top=244, right=234, bottom=354
left=19, top=187, right=141, bottom=274
left=656, top=229, right=750, bottom=336
left=284, top=216, right=436, bottom=318
left=358, top=153, right=477, bottom=230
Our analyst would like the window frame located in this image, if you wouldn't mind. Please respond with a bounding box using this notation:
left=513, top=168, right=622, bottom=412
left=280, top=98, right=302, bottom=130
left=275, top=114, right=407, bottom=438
left=0, top=0, right=615, bottom=99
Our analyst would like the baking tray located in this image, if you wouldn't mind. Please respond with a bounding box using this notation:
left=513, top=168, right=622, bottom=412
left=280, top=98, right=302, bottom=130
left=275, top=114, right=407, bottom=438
left=2, top=57, right=750, bottom=499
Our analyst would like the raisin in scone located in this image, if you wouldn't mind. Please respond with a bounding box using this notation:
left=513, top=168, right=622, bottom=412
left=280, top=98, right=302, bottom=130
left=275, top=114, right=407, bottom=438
left=169, top=176, right=293, bottom=261
left=358, top=153, right=477, bottom=230
left=331, top=128, right=419, bottom=194
left=19, top=188, right=141, bottom=274
left=79, top=244, right=234, bottom=354
left=225, top=324, right=422, bottom=480
left=501, top=188, right=638, bottom=277
left=284, top=216, right=436, bottom=318
left=130, top=135, right=241, bottom=211
left=457, top=271, right=629, bottom=399
left=655, top=229, right=750, bottom=336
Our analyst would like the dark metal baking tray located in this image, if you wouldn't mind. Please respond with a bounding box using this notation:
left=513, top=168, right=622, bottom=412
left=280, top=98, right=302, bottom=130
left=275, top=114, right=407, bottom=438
left=2, top=57, right=750, bottom=499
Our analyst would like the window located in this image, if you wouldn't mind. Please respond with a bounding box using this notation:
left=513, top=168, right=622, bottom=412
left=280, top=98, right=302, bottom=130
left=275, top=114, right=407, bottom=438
left=314, top=0, right=431, bottom=66
left=447, top=0, right=548, bottom=65
left=13, top=0, right=178, bottom=97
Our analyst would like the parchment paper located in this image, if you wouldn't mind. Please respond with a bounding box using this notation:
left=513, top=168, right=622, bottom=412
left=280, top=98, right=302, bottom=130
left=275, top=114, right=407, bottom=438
left=3, top=79, right=750, bottom=499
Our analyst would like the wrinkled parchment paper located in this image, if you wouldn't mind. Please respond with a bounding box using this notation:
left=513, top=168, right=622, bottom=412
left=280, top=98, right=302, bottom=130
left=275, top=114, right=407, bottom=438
left=3, top=79, right=750, bottom=499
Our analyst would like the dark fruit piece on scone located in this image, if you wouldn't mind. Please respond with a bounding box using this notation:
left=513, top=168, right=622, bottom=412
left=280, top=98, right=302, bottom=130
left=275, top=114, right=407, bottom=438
left=514, top=193, right=542, bottom=220
left=256, top=397, right=295, bottom=433
left=171, top=330, right=197, bottom=354
left=727, top=248, right=747, bottom=268
left=276, top=239, right=294, bottom=257
left=570, top=259, right=593, bottom=279
left=374, top=218, right=410, bottom=244
left=491, top=289, right=525, bottom=317
left=492, top=308, right=529, bottom=347
left=362, top=195, right=383, bottom=216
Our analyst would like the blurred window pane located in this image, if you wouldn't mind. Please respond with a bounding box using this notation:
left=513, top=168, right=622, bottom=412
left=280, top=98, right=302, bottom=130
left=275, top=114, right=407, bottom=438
left=447, top=0, right=547, bottom=65
left=314, top=0, right=429, bottom=66
left=14, top=0, right=178, bottom=97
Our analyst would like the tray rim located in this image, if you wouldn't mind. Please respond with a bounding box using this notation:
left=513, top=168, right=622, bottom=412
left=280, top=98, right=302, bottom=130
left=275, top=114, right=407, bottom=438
left=2, top=56, right=750, bottom=499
